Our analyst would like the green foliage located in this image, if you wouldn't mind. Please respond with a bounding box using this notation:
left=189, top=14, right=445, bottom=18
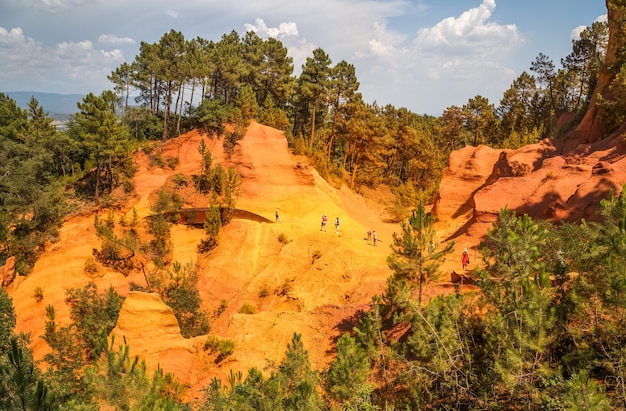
left=0, top=94, right=70, bottom=273
left=276, top=333, right=325, bottom=410
left=192, top=99, right=232, bottom=138
left=223, top=127, right=245, bottom=159
left=83, top=335, right=188, bottom=409
left=213, top=299, right=228, bottom=318
left=394, top=293, right=483, bottom=409
left=200, top=333, right=325, bottom=410
left=33, top=287, right=44, bottom=303
left=237, top=304, right=256, bottom=315
left=325, top=333, right=375, bottom=410
left=203, top=335, right=235, bottom=363
left=387, top=201, right=454, bottom=308
left=42, top=283, right=124, bottom=404
left=148, top=214, right=172, bottom=260
left=200, top=201, right=222, bottom=254
left=0, top=288, right=16, bottom=355
left=92, top=214, right=136, bottom=274
left=69, top=90, right=132, bottom=206
left=65, top=283, right=125, bottom=361
left=0, top=337, right=57, bottom=411
left=599, top=64, right=626, bottom=135
left=476, top=209, right=558, bottom=406
left=561, top=371, right=612, bottom=411
left=152, top=187, right=184, bottom=214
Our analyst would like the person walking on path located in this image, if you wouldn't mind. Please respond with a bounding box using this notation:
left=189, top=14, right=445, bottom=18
left=275, top=210, right=280, bottom=223
left=461, top=248, right=470, bottom=270
left=335, top=217, right=340, bottom=234
left=373, top=230, right=377, bottom=246
left=321, top=215, right=327, bottom=231
left=367, top=230, right=372, bottom=241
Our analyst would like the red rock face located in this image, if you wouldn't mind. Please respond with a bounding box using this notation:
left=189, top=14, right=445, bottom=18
left=433, top=131, right=626, bottom=249
left=0, top=256, right=16, bottom=287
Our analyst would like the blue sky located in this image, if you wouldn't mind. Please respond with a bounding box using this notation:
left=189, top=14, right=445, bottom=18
left=0, top=0, right=607, bottom=116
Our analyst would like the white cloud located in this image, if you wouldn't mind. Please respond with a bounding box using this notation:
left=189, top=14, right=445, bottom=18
left=0, top=25, right=124, bottom=93
left=165, top=9, right=179, bottom=19
left=414, top=0, right=519, bottom=51
left=98, top=34, right=135, bottom=45
left=570, top=13, right=607, bottom=41
left=244, top=18, right=299, bottom=39
left=38, top=0, right=94, bottom=12
left=0, top=27, right=31, bottom=46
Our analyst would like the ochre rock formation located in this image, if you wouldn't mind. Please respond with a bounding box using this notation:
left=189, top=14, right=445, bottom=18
left=110, top=292, right=202, bottom=382
left=433, top=129, right=626, bottom=253
left=0, top=256, right=15, bottom=287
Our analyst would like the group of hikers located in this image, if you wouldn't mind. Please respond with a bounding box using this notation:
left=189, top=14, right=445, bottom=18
left=276, top=210, right=471, bottom=267
left=320, top=214, right=340, bottom=235
left=367, top=229, right=378, bottom=246
left=274, top=210, right=378, bottom=245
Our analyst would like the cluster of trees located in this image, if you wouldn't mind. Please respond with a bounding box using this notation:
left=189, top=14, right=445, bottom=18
left=104, top=17, right=610, bottom=207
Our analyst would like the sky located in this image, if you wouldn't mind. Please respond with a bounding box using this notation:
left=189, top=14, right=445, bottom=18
left=0, top=0, right=607, bottom=116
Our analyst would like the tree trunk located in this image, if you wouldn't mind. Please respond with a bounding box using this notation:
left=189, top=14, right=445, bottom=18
left=162, top=82, right=172, bottom=142
left=309, top=103, right=316, bottom=149
left=95, top=161, right=101, bottom=206
left=175, top=82, right=184, bottom=135
left=350, top=157, right=359, bottom=189
left=327, top=107, right=338, bottom=160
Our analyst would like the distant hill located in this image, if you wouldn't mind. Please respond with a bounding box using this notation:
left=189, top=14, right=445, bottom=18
left=5, top=91, right=85, bottom=118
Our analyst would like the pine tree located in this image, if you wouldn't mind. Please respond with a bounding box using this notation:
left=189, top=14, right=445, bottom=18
left=476, top=208, right=558, bottom=407
left=325, top=333, right=375, bottom=410
left=275, top=333, right=324, bottom=410
left=387, top=201, right=454, bottom=308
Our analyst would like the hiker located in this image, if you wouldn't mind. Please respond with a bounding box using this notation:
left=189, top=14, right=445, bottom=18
left=367, top=230, right=372, bottom=241
left=335, top=217, right=340, bottom=234
left=373, top=230, right=377, bottom=246
left=461, top=248, right=470, bottom=270
left=321, top=215, right=327, bottom=231
left=275, top=210, right=280, bottom=222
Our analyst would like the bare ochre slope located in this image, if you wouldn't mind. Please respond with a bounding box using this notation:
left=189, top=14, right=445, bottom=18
left=8, top=120, right=423, bottom=399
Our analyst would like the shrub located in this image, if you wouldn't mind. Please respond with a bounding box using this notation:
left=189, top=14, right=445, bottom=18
left=84, top=258, right=99, bottom=275
left=311, top=250, right=322, bottom=264
left=165, top=155, right=179, bottom=170
left=135, top=263, right=210, bottom=338
left=275, top=278, right=294, bottom=296
left=216, top=339, right=235, bottom=362
left=197, top=237, right=218, bottom=254
left=203, top=335, right=235, bottom=363
left=238, top=303, right=256, bottom=314
left=258, top=284, right=270, bottom=298
left=214, top=299, right=228, bottom=318
left=34, top=287, right=44, bottom=302
left=172, top=173, right=188, bottom=188
left=277, top=233, right=291, bottom=244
